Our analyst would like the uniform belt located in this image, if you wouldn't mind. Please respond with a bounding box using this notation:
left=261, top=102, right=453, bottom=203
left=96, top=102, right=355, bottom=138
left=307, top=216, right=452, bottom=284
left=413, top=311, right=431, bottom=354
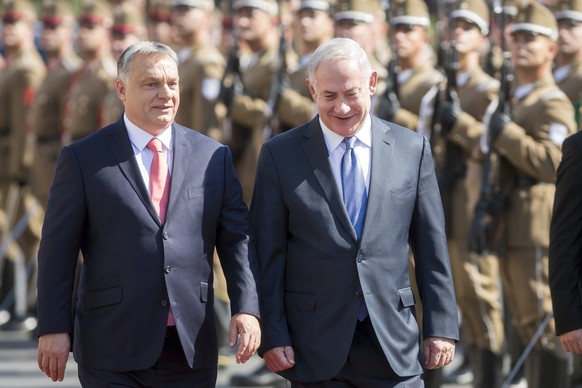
left=36, top=135, right=61, bottom=144
left=515, top=174, right=543, bottom=187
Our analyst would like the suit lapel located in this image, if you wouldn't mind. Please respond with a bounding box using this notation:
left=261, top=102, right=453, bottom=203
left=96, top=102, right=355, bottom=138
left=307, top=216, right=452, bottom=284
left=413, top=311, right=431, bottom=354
left=362, top=118, right=394, bottom=238
left=105, top=119, right=160, bottom=225
left=165, top=124, right=193, bottom=225
left=301, top=118, right=357, bottom=242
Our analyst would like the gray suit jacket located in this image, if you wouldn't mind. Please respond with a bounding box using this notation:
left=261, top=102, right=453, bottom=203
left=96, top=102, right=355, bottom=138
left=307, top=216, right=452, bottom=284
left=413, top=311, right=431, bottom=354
left=250, top=115, right=458, bottom=382
left=37, top=118, right=259, bottom=371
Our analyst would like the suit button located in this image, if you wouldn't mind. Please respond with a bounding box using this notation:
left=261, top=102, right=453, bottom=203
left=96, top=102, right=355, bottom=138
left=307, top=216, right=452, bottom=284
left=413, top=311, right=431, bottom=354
left=164, top=265, right=171, bottom=274
left=161, top=300, right=168, bottom=307
left=357, top=255, right=364, bottom=263
left=354, top=291, right=361, bottom=299
left=162, top=232, right=169, bottom=240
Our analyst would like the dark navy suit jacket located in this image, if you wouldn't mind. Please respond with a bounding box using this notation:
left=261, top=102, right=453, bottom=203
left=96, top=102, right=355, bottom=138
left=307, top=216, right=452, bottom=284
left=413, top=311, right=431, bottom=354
left=37, top=118, right=259, bottom=371
left=251, top=115, right=459, bottom=381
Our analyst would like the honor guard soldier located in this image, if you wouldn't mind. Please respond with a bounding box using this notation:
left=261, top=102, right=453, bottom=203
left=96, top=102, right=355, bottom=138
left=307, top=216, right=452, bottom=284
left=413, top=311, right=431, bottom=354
left=435, top=0, right=505, bottom=386
left=0, top=0, right=46, bottom=326
left=170, top=0, right=225, bottom=140
left=103, top=2, right=147, bottom=125
left=61, top=0, right=117, bottom=145
left=275, top=0, right=334, bottom=131
left=146, top=0, right=174, bottom=46
left=375, top=0, right=443, bottom=132
left=222, top=0, right=289, bottom=204
left=485, top=1, right=575, bottom=386
left=30, top=0, right=81, bottom=208
left=554, top=0, right=582, bottom=128
left=334, top=0, right=388, bottom=97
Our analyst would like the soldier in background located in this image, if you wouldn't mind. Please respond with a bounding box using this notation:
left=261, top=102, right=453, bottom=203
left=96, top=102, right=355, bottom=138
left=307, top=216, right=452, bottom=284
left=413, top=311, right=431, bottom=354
left=334, top=0, right=388, bottom=95
left=30, top=0, right=81, bottom=209
left=274, top=0, right=334, bottom=131
left=375, top=0, right=443, bottom=132
left=61, top=0, right=116, bottom=145
left=435, top=0, right=505, bottom=386
left=146, top=0, right=175, bottom=47
left=0, top=0, right=47, bottom=322
left=223, top=0, right=284, bottom=205
left=485, top=1, right=575, bottom=386
left=103, top=2, right=147, bottom=124
left=553, top=0, right=582, bottom=128
left=170, top=0, right=225, bottom=140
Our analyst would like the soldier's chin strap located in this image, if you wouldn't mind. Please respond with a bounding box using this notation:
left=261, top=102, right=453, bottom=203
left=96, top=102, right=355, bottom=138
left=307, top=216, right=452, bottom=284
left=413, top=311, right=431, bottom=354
left=500, top=311, right=554, bottom=388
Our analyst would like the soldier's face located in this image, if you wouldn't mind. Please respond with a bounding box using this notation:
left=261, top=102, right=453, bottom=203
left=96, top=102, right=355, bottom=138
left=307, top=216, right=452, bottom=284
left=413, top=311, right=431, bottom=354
left=77, top=23, right=110, bottom=54
left=557, top=20, right=582, bottom=55
left=1, top=17, right=33, bottom=49
left=235, top=7, right=275, bottom=43
left=453, top=19, right=486, bottom=54
left=295, top=9, right=333, bottom=45
left=334, top=20, right=375, bottom=53
left=116, top=53, right=180, bottom=135
left=510, top=31, right=556, bottom=69
left=392, top=24, right=428, bottom=59
left=307, top=58, right=377, bottom=137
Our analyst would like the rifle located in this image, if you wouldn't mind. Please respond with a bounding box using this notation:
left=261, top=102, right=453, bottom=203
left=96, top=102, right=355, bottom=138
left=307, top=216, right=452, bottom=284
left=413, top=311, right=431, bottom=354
left=468, top=0, right=513, bottom=255
left=217, top=27, right=245, bottom=161
left=430, top=0, right=465, bottom=236
left=376, top=1, right=400, bottom=120
left=264, top=4, right=288, bottom=139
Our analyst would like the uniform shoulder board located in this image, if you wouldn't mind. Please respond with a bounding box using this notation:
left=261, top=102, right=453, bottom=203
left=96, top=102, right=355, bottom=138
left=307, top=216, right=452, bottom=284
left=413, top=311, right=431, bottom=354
left=100, top=57, right=118, bottom=79
left=477, top=78, right=500, bottom=93
left=197, top=48, right=225, bottom=66
left=540, top=87, right=569, bottom=102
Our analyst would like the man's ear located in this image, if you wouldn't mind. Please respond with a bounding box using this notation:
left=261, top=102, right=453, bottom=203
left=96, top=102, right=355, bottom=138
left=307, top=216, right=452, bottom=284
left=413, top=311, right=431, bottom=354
left=306, top=79, right=317, bottom=101
left=369, top=71, right=378, bottom=95
left=115, top=79, right=126, bottom=102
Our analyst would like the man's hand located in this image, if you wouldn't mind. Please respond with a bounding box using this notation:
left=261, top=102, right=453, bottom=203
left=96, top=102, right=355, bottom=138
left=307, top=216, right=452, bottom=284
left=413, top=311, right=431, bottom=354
left=438, top=92, right=461, bottom=135
left=263, top=346, right=295, bottom=372
left=37, top=333, right=70, bottom=382
left=560, top=329, right=582, bottom=354
left=229, top=313, right=261, bottom=364
left=489, top=111, right=510, bottom=143
left=423, top=337, right=455, bottom=369
left=376, top=93, right=400, bottom=122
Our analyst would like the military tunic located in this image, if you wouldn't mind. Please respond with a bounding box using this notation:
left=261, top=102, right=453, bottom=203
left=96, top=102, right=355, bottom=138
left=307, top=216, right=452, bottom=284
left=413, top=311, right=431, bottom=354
left=175, top=44, right=225, bottom=140
left=62, top=56, right=117, bottom=144
left=493, top=77, right=576, bottom=354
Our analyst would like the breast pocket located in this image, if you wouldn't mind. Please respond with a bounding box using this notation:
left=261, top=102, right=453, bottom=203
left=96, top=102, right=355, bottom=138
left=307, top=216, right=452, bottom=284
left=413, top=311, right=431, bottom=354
left=187, top=184, right=217, bottom=199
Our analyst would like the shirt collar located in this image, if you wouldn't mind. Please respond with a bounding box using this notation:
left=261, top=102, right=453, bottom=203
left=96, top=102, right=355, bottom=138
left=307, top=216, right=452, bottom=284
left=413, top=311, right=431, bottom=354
left=124, top=114, right=173, bottom=152
left=320, top=113, right=372, bottom=155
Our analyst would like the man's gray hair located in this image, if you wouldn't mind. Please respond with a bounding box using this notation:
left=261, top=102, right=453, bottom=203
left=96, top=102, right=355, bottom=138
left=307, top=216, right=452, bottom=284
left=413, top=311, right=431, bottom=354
left=307, top=38, right=373, bottom=88
left=117, top=41, right=178, bottom=82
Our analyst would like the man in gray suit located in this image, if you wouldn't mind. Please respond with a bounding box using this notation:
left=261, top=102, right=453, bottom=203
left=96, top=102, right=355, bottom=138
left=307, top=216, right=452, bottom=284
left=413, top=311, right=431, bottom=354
left=36, top=41, right=260, bottom=386
left=250, top=38, right=459, bottom=387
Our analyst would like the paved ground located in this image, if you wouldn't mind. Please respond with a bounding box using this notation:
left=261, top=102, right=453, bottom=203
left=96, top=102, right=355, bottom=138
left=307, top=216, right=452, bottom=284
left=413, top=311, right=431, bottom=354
left=0, top=326, right=480, bottom=388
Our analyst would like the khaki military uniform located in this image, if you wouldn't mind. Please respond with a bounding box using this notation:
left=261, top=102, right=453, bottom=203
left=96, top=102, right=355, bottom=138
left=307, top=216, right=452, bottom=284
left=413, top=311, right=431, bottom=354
left=102, top=89, right=125, bottom=126
left=229, top=45, right=279, bottom=204
left=275, top=59, right=316, bottom=132
left=446, top=67, right=505, bottom=354
left=554, top=61, right=582, bottom=127
left=30, top=54, right=81, bottom=207
left=62, top=56, right=117, bottom=144
left=493, top=78, right=575, bottom=356
left=0, top=48, right=46, bottom=184
left=389, top=63, right=443, bottom=130
left=175, top=44, right=226, bottom=140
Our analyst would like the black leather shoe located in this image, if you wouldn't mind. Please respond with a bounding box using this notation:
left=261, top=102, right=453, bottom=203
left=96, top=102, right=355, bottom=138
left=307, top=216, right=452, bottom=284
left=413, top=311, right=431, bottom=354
left=230, top=365, right=286, bottom=387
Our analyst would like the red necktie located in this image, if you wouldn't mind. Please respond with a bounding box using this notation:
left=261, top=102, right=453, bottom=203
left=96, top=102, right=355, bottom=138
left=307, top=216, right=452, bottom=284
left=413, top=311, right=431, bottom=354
left=147, top=138, right=170, bottom=223
left=147, top=138, right=174, bottom=326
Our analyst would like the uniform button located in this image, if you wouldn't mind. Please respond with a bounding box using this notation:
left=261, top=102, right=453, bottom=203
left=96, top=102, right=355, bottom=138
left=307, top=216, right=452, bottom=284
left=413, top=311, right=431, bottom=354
left=354, top=291, right=361, bottom=299
left=164, top=265, right=171, bottom=274
left=162, top=232, right=169, bottom=240
left=161, top=300, right=168, bottom=307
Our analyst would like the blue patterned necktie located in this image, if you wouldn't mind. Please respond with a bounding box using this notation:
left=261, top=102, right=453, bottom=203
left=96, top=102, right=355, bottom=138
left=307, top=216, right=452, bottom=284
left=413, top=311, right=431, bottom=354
left=341, top=136, right=369, bottom=320
left=341, top=137, right=368, bottom=239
